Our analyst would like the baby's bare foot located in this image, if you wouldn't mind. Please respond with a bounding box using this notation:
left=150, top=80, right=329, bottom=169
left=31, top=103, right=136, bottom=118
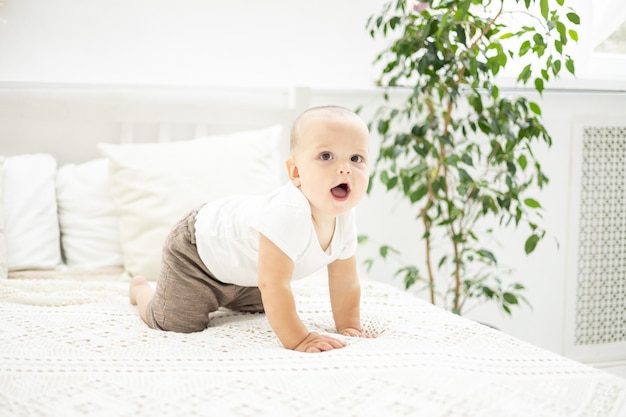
left=129, top=275, right=148, bottom=305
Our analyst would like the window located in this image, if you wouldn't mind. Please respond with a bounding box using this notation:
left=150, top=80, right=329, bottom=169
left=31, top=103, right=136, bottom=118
left=596, top=20, right=626, bottom=54
left=569, top=1, right=626, bottom=85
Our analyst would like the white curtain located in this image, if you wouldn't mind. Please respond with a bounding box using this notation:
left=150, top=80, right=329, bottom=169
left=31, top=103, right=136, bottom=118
left=589, top=1, right=626, bottom=49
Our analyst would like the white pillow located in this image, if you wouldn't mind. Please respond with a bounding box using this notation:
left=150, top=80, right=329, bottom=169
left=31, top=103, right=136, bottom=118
left=0, top=157, right=6, bottom=279
left=56, top=158, right=124, bottom=269
left=99, top=125, right=283, bottom=280
left=3, top=153, right=63, bottom=271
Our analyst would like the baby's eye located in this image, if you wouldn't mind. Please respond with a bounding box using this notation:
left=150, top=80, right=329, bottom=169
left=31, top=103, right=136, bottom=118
left=320, top=152, right=333, bottom=161
left=351, top=154, right=364, bottom=163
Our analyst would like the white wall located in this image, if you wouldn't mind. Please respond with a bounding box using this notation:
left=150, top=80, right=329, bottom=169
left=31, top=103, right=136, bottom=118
left=0, top=0, right=385, bottom=89
left=2, top=1, right=625, bottom=87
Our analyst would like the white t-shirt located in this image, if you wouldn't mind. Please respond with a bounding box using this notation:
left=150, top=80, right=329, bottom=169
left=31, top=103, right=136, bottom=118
left=194, top=182, right=358, bottom=287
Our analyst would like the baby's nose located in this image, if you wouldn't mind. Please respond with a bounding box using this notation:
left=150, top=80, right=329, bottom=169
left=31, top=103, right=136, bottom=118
left=337, top=163, right=351, bottom=175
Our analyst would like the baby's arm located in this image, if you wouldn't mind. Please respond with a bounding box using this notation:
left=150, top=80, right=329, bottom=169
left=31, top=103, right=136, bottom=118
left=328, top=256, right=366, bottom=337
left=257, top=234, right=345, bottom=353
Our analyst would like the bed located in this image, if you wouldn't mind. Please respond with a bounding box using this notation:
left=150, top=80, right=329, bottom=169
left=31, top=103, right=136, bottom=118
left=1, top=83, right=625, bottom=417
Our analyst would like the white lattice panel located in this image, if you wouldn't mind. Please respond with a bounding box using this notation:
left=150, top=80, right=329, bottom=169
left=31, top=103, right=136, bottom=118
left=566, top=123, right=626, bottom=364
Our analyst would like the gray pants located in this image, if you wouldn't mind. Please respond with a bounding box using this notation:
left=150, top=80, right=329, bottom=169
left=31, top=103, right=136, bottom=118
left=145, top=208, right=264, bottom=333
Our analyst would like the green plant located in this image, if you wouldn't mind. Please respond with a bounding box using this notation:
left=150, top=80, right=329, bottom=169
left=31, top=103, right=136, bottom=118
left=363, top=0, right=579, bottom=315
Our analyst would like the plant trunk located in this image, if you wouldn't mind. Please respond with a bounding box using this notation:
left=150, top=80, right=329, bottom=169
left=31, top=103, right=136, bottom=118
left=452, top=234, right=461, bottom=314
left=421, top=206, right=436, bottom=305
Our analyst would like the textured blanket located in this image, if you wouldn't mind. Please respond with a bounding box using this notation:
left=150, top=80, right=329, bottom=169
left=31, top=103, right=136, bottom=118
left=1, top=276, right=625, bottom=417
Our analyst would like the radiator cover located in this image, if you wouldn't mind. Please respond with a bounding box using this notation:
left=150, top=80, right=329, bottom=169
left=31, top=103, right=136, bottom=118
left=566, top=123, right=626, bottom=363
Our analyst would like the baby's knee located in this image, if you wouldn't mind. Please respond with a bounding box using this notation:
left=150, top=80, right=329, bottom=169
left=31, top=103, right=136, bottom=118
left=146, top=314, right=208, bottom=333
left=161, top=319, right=209, bottom=333
left=150, top=311, right=209, bottom=333
left=144, top=301, right=208, bottom=333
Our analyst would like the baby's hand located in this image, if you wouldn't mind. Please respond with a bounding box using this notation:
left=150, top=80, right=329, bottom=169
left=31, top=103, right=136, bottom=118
left=294, top=332, right=345, bottom=353
left=339, top=327, right=370, bottom=338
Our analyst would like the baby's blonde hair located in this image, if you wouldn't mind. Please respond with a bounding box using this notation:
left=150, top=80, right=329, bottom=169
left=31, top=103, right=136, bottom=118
left=289, top=105, right=359, bottom=155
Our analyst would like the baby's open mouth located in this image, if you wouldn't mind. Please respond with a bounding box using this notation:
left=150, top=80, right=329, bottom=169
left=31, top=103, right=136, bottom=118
left=331, top=183, right=350, bottom=199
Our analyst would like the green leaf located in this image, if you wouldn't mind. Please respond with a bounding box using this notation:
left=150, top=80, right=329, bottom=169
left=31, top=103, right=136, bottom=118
left=534, top=78, right=544, bottom=94
left=461, top=153, right=474, bottom=166
left=497, top=197, right=511, bottom=210
left=517, top=64, right=532, bottom=84
left=492, top=85, right=499, bottom=100
left=566, top=13, right=580, bottom=25
left=389, top=16, right=401, bottom=30
left=363, top=258, right=374, bottom=272
left=458, top=168, right=474, bottom=183
left=506, top=161, right=517, bottom=176
left=539, top=0, right=548, bottom=19
left=524, top=234, right=540, bottom=254
left=357, top=235, right=369, bottom=245
left=569, top=30, right=578, bottom=42
left=380, top=244, right=400, bottom=259
left=411, top=185, right=429, bottom=203
left=502, top=304, right=512, bottom=315
left=478, top=118, right=491, bottom=134
left=523, top=198, right=542, bottom=208
left=556, top=21, right=567, bottom=42
left=455, top=24, right=466, bottom=45
left=477, top=249, right=497, bottom=265
left=529, top=102, right=541, bottom=115
left=432, top=175, right=447, bottom=194
left=394, top=266, right=420, bottom=290
left=519, top=40, right=531, bottom=57
left=482, top=286, right=495, bottom=298
left=377, top=119, right=390, bottom=135
left=565, top=57, right=575, bottom=75
left=554, top=40, right=563, bottom=54
left=503, top=292, right=519, bottom=305
left=386, top=176, right=399, bottom=190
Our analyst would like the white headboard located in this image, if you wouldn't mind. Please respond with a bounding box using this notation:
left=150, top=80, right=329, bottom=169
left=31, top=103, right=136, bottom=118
left=0, top=82, right=311, bottom=167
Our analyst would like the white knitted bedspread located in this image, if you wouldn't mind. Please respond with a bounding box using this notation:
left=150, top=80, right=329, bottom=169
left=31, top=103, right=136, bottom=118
left=1, top=276, right=625, bottom=417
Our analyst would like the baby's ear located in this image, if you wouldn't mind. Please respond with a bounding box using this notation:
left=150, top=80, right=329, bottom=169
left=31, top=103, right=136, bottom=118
left=285, top=157, right=301, bottom=187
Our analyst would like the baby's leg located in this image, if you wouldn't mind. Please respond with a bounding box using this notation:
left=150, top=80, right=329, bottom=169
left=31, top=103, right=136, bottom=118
left=129, top=275, right=154, bottom=325
left=137, top=207, right=221, bottom=333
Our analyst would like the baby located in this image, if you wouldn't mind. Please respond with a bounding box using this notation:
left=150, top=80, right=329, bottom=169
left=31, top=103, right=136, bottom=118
left=130, top=105, right=371, bottom=353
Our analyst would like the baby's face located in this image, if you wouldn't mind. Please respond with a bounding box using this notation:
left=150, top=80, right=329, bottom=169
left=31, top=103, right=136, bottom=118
left=288, top=114, right=370, bottom=220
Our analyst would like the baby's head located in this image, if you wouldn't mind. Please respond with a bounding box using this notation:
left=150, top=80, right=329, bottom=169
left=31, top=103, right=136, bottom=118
left=289, top=106, right=367, bottom=156
left=286, top=106, right=370, bottom=218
